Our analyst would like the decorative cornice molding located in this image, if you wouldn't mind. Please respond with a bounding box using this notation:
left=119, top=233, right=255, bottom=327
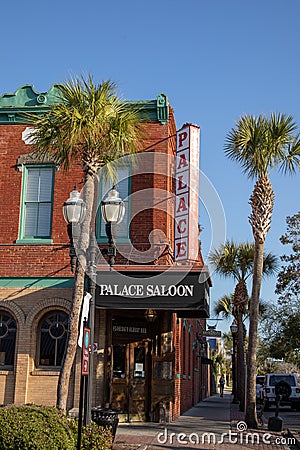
left=0, top=85, right=169, bottom=125
left=0, top=84, right=62, bottom=108
left=16, top=151, right=58, bottom=172
left=0, top=300, right=26, bottom=326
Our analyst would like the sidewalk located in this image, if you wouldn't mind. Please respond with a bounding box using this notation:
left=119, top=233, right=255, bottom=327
left=113, top=391, right=293, bottom=449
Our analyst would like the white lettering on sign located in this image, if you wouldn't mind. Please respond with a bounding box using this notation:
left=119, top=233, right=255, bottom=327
left=175, top=124, right=200, bottom=261
left=98, top=284, right=194, bottom=297
left=98, top=284, right=144, bottom=296
left=112, top=325, right=147, bottom=334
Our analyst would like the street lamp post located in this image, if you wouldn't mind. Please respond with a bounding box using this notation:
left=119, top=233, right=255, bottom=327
left=63, top=187, right=87, bottom=449
left=101, top=187, right=125, bottom=268
left=63, top=187, right=86, bottom=272
left=63, top=186, right=125, bottom=428
left=230, top=320, right=239, bottom=404
left=85, top=233, right=98, bottom=426
left=85, top=187, right=125, bottom=424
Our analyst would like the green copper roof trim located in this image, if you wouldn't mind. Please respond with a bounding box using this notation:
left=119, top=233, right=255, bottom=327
left=0, top=84, right=62, bottom=108
left=0, top=85, right=169, bottom=125
left=156, top=93, right=168, bottom=124
left=0, top=277, right=74, bottom=288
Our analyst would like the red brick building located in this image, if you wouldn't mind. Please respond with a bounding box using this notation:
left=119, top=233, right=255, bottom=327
left=0, top=85, right=211, bottom=421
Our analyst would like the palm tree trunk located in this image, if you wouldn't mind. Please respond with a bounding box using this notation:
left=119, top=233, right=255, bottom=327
left=233, top=280, right=247, bottom=411
left=237, top=309, right=246, bottom=411
left=57, top=261, right=86, bottom=410
left=57, top=173, right=96, bottom=411
left=245, top=240, right=264, bottom=428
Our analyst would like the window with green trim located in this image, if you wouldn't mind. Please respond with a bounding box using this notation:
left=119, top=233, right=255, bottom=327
left=18, top=166, right=54, bottom=242
left=96, top=165, right=131, bottom=241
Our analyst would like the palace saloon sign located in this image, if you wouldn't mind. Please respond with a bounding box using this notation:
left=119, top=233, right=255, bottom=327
left=98, top=283, right=194, bottom=297
left=175, top=124, right=200, bottom=262
left=96, top=271, right=210, bottom=318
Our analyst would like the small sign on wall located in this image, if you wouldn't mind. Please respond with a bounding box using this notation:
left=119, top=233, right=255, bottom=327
left=81, top=327, right=90, bottom=376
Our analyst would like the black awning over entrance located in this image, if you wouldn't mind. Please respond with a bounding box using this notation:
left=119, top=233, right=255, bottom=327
left=95, top=270, right=210, bottom=318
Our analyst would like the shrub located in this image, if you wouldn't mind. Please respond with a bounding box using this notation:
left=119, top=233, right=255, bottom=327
left=0, top=405, right=76, bottom=450
left=0, top=404, right=114, bottom=450
left=81, top=422, right=113, bottom=450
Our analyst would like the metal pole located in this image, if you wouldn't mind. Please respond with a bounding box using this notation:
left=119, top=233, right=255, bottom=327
left=105, top=222, right=116, bottom=268
left=85, top=234, right=97, bottom=425
left=67, top=223, right=77, bottom=273
left=232, top=332, right=239, bottom=403
left=77, top=319, right=87, bottom=450
left=77, top=375, right=85, bottom=450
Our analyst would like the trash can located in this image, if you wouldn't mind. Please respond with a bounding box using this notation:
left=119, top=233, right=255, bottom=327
left=91, top=407, right=119, bottom=441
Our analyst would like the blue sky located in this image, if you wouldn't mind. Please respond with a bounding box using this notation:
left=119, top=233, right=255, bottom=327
left=2, top=0, right=299, bottom=332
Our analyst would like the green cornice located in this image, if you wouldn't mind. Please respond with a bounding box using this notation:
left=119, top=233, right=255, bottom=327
left=0, top=85, right=169, bottom=125
left=0, top=84, right=62, bottom=108
left=0, top=84, right=62, bottom=125
left=0, top=277, right=74, bottom=288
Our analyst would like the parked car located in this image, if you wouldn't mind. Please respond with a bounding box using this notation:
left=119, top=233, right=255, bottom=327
left=256, top=375, right=265, bottom=399
left=261, top=373, right=300, bottom=411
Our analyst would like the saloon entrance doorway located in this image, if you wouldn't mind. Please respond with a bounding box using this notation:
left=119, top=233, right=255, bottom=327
left=111, top=340, right=150, bottom=421
left=107, top=314, right=156, bottom=422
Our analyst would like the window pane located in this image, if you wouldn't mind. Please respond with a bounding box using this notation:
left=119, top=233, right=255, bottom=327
left=99, top=166, right=130, bottom=239
left=56, top=338, right=66, bottom=366
left=0, top=312, right=16, bottom=366
left=40, top=332, right=56, bottom=365
left=39, top=311, right=68, bottom=367
left=134, top=346, right=145, bottom=378
left=37, top=204, right=52, bottom=236
left=24, top=204, right=38, bottom=236
left=26, top=169, right=40, bottom=201
left=39, top=169, right=53, bottom=202
left=113, top=346, right=126, bottom=378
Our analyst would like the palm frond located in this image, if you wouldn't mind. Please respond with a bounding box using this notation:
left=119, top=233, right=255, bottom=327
left=225, top=113, right=299, bottom=179
left=208, top=240, right=240, bottom=280
left=214, top=294, right=234, bottom=319
left=262, top=252, right=279, bottom=277
left=26, top=75, right=143, bottom=175
left=279, top=133, right=300, bottom=175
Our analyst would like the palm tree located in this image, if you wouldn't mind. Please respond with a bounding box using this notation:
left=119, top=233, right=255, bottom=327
left=210, top=349, right=226, bottom=394
left=210, top=241, right=278, bottom=412
left=225, top=113, right=300, bottom=427
left=29, top=76, right=142, bottom=411
left=214, top=294, right=234, bottom=319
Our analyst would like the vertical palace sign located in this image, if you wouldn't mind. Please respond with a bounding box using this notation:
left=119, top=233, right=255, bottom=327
left=175, top=124, right=200, bottom=262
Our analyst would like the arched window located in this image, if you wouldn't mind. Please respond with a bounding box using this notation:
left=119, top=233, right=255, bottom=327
left=0, top=311, right=17, bottom=367
left=39, top=311, right=69, bottom=367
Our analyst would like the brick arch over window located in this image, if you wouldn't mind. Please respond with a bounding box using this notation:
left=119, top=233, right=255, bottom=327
left=26, top=297, right=71, bottom=328
left=0, top=301, right=26, bottom=327
left=27, top=297, right=71, bottom=368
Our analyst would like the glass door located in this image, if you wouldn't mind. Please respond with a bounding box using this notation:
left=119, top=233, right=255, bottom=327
left=111, top=341, right=150, bottom=421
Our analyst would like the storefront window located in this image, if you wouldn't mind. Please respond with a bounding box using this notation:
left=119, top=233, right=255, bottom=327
left=154, top=360, right=173, bottom=380
left=0, top=311, right=16, bottom=367
left=113, top=346, right=126, bottom=378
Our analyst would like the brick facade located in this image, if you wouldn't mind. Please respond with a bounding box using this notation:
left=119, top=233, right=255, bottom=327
left=0, top=87, right=210, bottom=421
